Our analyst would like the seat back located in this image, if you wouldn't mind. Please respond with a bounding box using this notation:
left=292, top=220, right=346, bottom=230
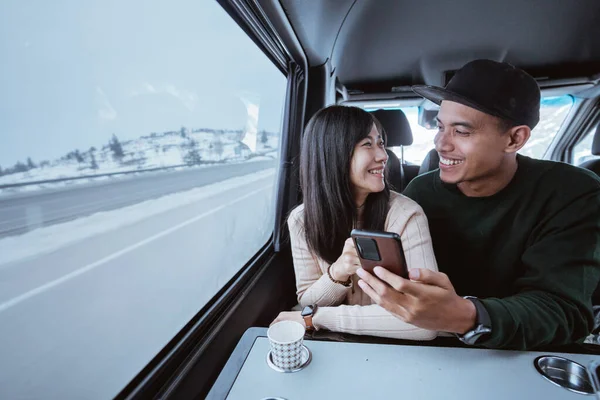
left=578, top=124, right=600, bottom=176
left=370, top=109, right=413, bottom=192
left=385, top=149, right=403, bottom=192
left=419, top=148, right=440, bottom=175
left=576, top=124, right=600, bottom=307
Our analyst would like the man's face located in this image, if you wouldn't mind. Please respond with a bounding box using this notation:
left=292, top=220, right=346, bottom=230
left=434, top=101, right=512, bottom=187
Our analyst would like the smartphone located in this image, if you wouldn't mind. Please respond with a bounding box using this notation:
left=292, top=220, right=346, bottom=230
left=588, top=360, right=600, bottom=399
left=351, top=229, right=408, bottom=278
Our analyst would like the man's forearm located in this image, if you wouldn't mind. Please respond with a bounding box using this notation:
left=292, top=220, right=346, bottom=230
left=479, top=291, right=593, bottom=349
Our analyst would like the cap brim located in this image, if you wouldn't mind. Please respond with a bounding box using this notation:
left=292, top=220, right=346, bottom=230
left=412, top=85, right=505, bottom=120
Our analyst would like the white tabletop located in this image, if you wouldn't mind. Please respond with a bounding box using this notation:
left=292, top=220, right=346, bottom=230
left=225, top=337, right=600, bottom=400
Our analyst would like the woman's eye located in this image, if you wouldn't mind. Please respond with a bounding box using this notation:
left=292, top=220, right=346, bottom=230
left=378, top=141, right=385, bottom=147
left=362, top=142, right=372, bottom=147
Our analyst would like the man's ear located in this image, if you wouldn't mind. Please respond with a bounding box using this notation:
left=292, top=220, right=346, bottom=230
left=505, top=125, right=531, bottom=154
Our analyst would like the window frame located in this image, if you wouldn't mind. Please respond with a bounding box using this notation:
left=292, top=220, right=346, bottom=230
left=573, top=124, right=600, bottom=165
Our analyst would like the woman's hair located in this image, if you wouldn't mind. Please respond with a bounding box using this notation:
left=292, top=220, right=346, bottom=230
left=300, top=105, right=390, bottom=265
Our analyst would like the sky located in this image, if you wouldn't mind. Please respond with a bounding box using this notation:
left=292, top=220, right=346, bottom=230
left=0, top=0, right=287, bottom=167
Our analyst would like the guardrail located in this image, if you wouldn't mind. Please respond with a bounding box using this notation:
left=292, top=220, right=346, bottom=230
left=0, top=160, right=239, bottom=190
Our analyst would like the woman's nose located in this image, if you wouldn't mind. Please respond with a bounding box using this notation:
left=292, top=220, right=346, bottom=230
left=376, top=146, right=389, bottom=162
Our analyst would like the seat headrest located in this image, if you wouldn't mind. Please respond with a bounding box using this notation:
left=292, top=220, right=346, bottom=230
left=593, top=123, right=600, bottom=156
left=370, top=109, right=413, bottom=147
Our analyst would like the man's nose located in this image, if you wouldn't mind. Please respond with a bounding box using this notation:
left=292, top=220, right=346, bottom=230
left=434, top=129, right=453, bottom=153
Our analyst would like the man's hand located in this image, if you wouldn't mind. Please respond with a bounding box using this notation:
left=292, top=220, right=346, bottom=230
left=357, top=267, right=476, bottom=334
left=270, top=311, right=306, bottom=328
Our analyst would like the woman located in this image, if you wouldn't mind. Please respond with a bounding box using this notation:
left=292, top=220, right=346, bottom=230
left=274, top=105, right=439, bottom=340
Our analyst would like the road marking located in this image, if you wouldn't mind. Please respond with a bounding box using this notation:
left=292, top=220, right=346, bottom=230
left=0, top=185, right=272, bottom=313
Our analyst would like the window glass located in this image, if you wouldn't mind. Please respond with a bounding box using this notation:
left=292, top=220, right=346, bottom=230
left=573, top=127, right=600, bottom=166
left=366, top=96, right=574, bottom=166
left=0, top=1, right=286, bottom=399
left=519, top=96, right=574, bottom=159
left=402, top=107, right=437, bottom=165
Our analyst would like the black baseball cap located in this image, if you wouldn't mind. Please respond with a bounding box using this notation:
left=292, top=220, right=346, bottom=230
left=412, top=59, right=541, bottom=129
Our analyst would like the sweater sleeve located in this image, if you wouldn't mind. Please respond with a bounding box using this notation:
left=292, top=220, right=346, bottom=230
left=288, top=207, right=350, bottom=307
left=387, top=196, right=439, bottom=273
left=480, top=185, right=600, bottom=349
left=313, top=304, right=437, bottom=340
left=312, top=195, right=439, bottom=340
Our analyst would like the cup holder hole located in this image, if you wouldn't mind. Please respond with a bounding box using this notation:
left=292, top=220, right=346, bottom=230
left=534, top=356, right=594, bottom=395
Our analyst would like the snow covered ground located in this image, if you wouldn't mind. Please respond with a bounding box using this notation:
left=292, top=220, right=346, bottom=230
left=0, top=128, right=279, bottom=194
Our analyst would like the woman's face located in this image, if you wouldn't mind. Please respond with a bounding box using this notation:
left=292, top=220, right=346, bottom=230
left=350, top=124, right=388, bottom=205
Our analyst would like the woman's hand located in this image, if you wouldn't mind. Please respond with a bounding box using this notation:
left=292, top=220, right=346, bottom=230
left=271, top=311, right=306, bottom=327
left=330, top=238, right=361, bottom=281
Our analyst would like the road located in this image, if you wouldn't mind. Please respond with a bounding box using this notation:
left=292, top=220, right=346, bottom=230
left=0, top=159, right=276, bottom=238
left=0, top=167, right=276, bottom=400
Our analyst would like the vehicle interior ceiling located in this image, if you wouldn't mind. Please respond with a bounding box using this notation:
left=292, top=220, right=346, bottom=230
left=118, top=1, right=600, bottom=398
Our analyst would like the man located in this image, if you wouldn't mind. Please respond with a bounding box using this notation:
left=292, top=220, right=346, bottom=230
left=357, top=59, right=600, bottom=350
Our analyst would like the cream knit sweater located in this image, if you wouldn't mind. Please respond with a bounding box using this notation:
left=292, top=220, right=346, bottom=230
left=288, top=191, right=439, bottom=340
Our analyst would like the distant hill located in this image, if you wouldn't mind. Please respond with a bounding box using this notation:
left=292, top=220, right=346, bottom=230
left=0, top=127, right=279, bottom=190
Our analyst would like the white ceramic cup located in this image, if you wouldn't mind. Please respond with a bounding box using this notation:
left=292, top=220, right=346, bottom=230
left=267, top=321, right=305, bottom=371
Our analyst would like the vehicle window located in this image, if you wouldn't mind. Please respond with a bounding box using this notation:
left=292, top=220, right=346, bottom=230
left=519, top=95, right=574, bottom=159
left=573, top=126, right=600, bottom=166
left=370, top=96, right=574, bottom=165
left=0, top=1, right=286, bottom=399
left=402, top=107, right=437, bottom=165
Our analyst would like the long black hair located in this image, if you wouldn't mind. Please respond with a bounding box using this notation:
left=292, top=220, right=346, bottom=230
left=300, top=105, right=390, bottom=265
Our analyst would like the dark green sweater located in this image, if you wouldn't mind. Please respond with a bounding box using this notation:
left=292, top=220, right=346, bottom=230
left=404, top=155, right=600, bottom=350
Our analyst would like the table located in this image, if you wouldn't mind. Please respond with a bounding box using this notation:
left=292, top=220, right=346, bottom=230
left=207, top=328, right=600, bottom=400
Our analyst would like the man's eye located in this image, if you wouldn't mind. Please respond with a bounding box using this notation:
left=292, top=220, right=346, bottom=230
left=456, top=130, right=470, bottom=136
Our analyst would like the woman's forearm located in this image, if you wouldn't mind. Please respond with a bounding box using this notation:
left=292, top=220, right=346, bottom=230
left=313, top=304, right=438, bottom=340
left=297, top=271, right=350, bottom=306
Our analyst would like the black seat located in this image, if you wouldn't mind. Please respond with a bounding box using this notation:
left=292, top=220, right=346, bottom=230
left=419, top=148, right=440, bottom=175
left=578, top=124, right=600, bottom=308
left=578, top=124, right=600, bottom=176
left=371, top=109, right=413, bottom=192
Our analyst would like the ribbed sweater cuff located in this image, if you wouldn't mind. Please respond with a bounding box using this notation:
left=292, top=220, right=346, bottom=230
left=312, top=306, right=341, bottom=331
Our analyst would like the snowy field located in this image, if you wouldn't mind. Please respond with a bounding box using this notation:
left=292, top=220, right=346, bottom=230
left=0, top=128, right=279, bottom=195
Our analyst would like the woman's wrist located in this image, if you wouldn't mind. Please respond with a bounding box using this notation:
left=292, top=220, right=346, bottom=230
left=329, top=262, right=350, bottom=283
